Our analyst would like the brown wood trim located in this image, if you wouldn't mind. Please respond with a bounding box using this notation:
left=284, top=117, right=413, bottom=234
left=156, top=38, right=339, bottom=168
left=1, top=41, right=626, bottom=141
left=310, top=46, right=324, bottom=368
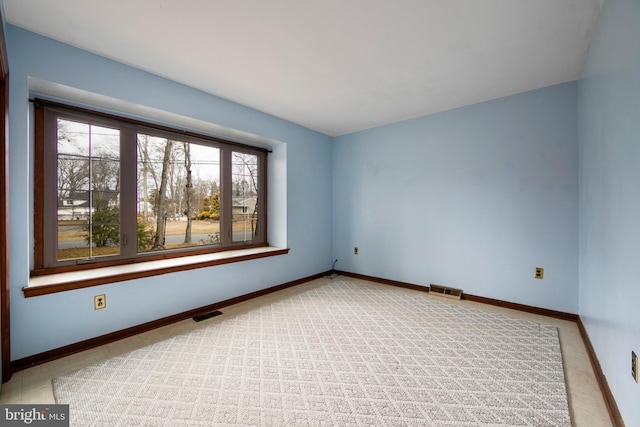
left=335, top=270, right=429, bottom=293
left=33, top=105, right=45, bottom=270
left=30, top=242, right=271, bottom=277
left=0, top=10, right=11, bottom=383
left=0, top=21, right=7, bottom=78
left=0, top=79, right=9, bottom=384
left=336, top=270, right=625, bottom=423
left=11, top=270, right=330, bottom=373
left=11, top=266, right=630, bottom=427
left=577, top=317, right=625, bottom=427
left=462, top=293, right=578, bottom=322
left=31, top=98, right=271, bottom=154
left=262, top=155, right=268, bottom=243
left=24, top=248, right=289, bottom=297
left=335, top=270, right=578, bottom=321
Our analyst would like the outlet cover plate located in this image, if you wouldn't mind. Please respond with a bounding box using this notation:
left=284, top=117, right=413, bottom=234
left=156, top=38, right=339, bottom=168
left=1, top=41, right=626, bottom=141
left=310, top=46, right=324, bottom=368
left=633, top=351, right=638, bottom=383
left=94, top=294, right=106, bottom=310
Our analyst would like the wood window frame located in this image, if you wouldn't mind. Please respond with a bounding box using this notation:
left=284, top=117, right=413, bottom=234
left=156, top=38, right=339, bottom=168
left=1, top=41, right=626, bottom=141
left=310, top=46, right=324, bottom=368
left=32, top=99, right=270, bottom=277
left=0, top=11, right=10, bottom=383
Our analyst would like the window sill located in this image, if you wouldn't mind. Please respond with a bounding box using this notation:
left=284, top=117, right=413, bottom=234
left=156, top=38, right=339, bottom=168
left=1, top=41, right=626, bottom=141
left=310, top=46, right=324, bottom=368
left=24, top=246, right=289, bottom=297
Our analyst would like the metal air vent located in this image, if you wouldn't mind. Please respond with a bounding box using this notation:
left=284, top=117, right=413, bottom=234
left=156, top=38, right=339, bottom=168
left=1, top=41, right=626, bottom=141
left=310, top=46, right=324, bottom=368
left=429, top=284, right=463, bottom=300
left=193, top=310, right=223, bottom=322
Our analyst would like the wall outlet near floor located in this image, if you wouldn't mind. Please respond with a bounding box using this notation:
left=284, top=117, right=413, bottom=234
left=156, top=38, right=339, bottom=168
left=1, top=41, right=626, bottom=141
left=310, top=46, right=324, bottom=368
left=632, top=351, right=638, bottom=383
left=354, top=247, right=359, bottom=255
left=534, top=267, right=544, bottom=279
left=94, top=294, right=106, bottom=310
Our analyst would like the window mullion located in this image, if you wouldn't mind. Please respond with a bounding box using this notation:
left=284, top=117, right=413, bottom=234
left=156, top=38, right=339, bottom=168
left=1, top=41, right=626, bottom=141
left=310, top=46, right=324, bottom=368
left=220, top=148, right=232, bottom=245
left=42, top=108, right=59, bottom=268
left=258, top=153, right=267, bottom=242
left=119, top=126, right=138, bottom=257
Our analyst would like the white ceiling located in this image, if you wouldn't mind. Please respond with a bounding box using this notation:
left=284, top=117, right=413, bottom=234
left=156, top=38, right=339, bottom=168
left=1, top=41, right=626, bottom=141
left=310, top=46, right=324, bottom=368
left=4, top=0, right=602, bottom=136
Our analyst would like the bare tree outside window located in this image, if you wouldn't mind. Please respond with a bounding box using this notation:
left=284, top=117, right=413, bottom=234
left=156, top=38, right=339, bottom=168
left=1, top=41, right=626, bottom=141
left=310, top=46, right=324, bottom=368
left=136, top=134, right=220, bottom=252
left=56, top=119, right=121, bottom=260
left=232, top=152, right=259, bottom=242
left=152, top=139, right=173, bottom=249
left=183, top=142, right=193, bottom=244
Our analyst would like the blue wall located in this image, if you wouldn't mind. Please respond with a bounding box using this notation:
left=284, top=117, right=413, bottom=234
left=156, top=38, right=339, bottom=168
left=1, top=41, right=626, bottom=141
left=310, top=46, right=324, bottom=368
left=578, top=0, right=640, bottom=424
left=333, top=83, right=579, bottom=313
left=7, top=7, right=640, bottom=423
left=6, top=25, right=333, bottom=359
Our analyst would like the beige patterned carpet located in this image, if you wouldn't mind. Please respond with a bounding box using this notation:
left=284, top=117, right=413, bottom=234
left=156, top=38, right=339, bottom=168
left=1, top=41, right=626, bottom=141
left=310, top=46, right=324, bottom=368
left=53, top=278, right=571, bottom=426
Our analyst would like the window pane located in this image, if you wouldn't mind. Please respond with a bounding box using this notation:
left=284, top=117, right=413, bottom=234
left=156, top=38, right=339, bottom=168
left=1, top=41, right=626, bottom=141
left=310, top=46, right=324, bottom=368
left=57, top=223, right=91, bottom=260
left=56, top=119, right=121, bottom=260
left=232, top=152, right=259, bottom=243
left=137, top=135, right=220, bottom=252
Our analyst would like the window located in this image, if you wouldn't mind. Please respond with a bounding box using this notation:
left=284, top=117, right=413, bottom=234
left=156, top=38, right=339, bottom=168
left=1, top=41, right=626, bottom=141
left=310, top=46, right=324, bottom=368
left=232, top=152, right=260, bottom=243
left=34, top=101, right=268, bottom=272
